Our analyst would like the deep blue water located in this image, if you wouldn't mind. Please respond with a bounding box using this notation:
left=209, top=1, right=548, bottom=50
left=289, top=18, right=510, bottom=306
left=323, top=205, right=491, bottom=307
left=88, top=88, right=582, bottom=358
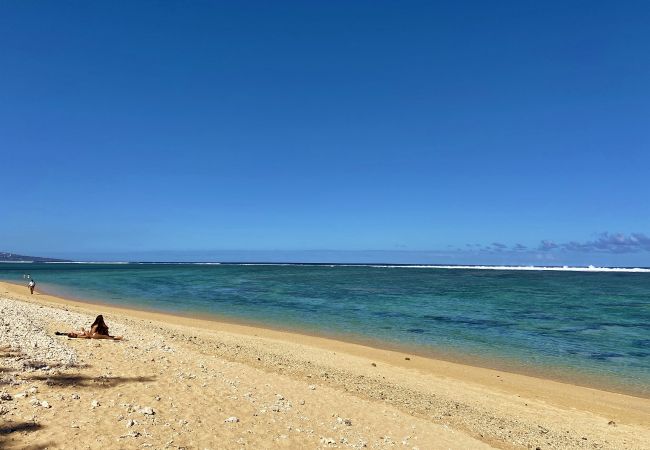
left=1, top=263, right=649, bottom=396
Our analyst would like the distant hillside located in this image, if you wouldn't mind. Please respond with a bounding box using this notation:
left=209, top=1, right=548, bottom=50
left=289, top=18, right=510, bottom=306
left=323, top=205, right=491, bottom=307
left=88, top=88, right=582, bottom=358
left=0, top=252, right=70, bottom=262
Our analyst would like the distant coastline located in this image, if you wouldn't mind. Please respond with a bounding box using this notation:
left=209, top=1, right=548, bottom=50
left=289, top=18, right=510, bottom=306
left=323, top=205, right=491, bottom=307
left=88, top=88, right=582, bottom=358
left=0, top=252, right=70, bottom=263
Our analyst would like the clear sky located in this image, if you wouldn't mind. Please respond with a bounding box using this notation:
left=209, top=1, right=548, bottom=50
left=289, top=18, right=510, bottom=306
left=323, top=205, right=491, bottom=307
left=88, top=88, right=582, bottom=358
left=1, top=1, right=649, bottom=265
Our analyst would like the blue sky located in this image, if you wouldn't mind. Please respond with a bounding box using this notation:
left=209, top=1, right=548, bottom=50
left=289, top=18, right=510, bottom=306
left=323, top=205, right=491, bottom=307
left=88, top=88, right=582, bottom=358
left=1, top=1, right=649, bottom=265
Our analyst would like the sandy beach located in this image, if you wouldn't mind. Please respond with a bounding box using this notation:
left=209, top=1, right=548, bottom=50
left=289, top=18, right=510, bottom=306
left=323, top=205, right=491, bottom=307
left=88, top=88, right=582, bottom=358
left=0, top=281, right=648, bottom=449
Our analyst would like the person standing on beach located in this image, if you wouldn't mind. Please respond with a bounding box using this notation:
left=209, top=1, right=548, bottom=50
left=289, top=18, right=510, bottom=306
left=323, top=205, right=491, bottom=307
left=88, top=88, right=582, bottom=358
left=28, top=279, right=35, bottom=294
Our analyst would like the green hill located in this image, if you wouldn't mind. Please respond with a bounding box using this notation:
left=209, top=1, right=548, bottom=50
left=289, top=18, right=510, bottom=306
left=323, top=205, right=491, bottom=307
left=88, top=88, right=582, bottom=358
left=0, top=252, right=70, bottom=262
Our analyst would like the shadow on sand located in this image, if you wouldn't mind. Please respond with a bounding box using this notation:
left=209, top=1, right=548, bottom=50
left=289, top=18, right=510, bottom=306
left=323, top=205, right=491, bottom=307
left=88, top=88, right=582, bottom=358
left=25, top=373, right=156, bottom=388
left=0, top=346, right=22, bottom=359
left=0, top=347, right=18, bottom=385
left=0, top=346, right=89, bottom=378
left=0, top=422, right=43, bottom=435
left=0, top=422, right=49, bottom=450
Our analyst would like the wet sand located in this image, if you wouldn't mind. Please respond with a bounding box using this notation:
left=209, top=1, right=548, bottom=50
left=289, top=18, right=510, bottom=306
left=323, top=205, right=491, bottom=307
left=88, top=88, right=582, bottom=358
left=1, top=281, right=648, bottom=449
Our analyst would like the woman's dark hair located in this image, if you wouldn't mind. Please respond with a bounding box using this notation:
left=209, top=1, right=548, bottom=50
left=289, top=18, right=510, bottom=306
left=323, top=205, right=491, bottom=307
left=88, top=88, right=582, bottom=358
left=91, top=315, right=109, bottom=335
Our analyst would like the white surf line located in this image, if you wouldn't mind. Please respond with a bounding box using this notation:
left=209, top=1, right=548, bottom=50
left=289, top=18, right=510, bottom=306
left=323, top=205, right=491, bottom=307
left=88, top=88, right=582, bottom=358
left=196, top=263, right=650, bottom=273
left=376, top=265, right=650, bottom=273
left=29, top=261, right=650, bottom=273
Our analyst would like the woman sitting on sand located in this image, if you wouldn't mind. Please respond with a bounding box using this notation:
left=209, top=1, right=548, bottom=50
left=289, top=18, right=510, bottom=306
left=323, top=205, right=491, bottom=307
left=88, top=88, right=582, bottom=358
left=56, top=315, right=123, bottom=340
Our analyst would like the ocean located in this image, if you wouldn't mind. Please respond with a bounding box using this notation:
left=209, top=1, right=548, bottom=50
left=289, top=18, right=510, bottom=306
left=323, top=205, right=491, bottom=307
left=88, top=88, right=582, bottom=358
left=1, top=262, right=648, bottom=396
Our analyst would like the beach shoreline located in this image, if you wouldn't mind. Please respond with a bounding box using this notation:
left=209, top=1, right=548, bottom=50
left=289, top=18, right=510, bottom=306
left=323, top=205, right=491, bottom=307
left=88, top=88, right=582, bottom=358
left=27, top=279, right=650, bottom=400
left=1, top=281, right=649, bottom=449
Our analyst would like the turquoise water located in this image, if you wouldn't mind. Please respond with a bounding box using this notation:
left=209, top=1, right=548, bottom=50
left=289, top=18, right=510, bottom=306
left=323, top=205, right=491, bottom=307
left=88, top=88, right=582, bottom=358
left=1, top=263, right=649, bottom=396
